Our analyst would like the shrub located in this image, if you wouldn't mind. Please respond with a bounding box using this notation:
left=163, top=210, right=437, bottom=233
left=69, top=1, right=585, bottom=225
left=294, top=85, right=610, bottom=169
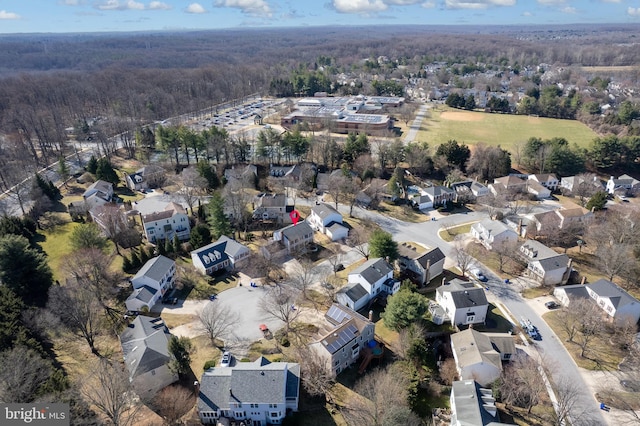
left=203, top=360, right=216, bottom=370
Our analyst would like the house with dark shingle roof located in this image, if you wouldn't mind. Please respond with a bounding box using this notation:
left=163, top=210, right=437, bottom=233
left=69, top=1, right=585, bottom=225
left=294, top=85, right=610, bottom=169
left=519, top=240, right=571, bottom=285
left=606, top=174, right=640, bottom=195
left=141, top=202, right=190, bottom=243
left=336, top=283, right=370, bottom=312
left=309, top=304, right=375, bottom=377
left=197, top=356, right=300, bottom=425
left=82, top=179, right=114, bottom=210
left=308, top=203, right=349, bottom=241
left=337, top=258, right=399, bottom=312
left=191, top=235, right=250, bottom=276
left=397, top=242, right=446, bottom=286
left=471, top=219, right=518, bottom=251
left=119, top=315, right=177, bottom=399
left=125, top=165, right=165, bottom=191
left=126, top=255, right=176, bottom=312
left=554, top=279, right=640, bottom=325
left=273, top=221, right=314, bottom=254
left=435, top=279, right=489, bottom=327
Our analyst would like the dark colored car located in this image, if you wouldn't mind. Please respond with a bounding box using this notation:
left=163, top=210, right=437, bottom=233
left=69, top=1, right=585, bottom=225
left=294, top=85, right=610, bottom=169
left=334, top=263, right=345, bottom=272
left=545, top=301, right=560, bottom=309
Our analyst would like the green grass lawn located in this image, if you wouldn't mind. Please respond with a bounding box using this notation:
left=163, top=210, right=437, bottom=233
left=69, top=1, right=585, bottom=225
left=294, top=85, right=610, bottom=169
left=38, top=221, right=79, bottom=281
left=420, top=106, right=599, bottom=151
left=438, top=223, right=473, bottom=242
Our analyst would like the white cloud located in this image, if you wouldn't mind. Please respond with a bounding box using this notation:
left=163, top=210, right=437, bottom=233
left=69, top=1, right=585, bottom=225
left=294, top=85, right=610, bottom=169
left=421, top=1, right=436, bottom=8
left=536, top=0, right=565, bottom=4
left=95, top=0, right=145, bottom=10
left=149, top=1, right=171, bottom=10
left=602, top=0, right=620, bottom=3
left=445, top=0, right=516, bottom=9
left=561, top=6, right=576, bottom=13
left=186, top=3, right=207, bottom=13
left=214, top=0, right=272, bottom=17
left=629, top=7, right=640, bottom=16
left=385, top=0, right=423, bottom=5
left=58, top=0, right=83, bottom=5
left=0, top=10, right=20, bottom=19
left=523, top=10, right=532, bottom=16
left=333, top=0, right=388, bottom=14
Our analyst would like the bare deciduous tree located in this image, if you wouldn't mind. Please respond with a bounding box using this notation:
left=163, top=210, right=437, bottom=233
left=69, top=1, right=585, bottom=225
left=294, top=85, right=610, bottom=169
left=296, top=347, right=335, bottom=401
left=196, top=303, right=239, bottom=348
left=500, top=353, right=546, bottom=414
left=452, top=237, right=474, bottom=278
left=81, top=358, right=141, bottom=426
left=549, top=375, right=591, bottom=426
left=180, top=167, right=207, bottom=216
left=259, top=286, right=302, bottom=334
left=327, top=172, right=349, bottom=210
left=288, top=259, right=316, bottom=300
left=48, top=280, right=103, bottom=356
left=146, top=385, right=195, bottom=425
left=0, top=345, right=52, bottom=403
left=439, top=358, right=459, bottom=386
left=346, top=226, right=371, bottom=260
left=595, top=244, right=634, bottom=282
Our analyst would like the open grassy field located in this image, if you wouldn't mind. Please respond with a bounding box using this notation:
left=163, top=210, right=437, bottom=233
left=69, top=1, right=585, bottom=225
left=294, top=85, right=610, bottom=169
left=419, top=106, right=599, bottom=151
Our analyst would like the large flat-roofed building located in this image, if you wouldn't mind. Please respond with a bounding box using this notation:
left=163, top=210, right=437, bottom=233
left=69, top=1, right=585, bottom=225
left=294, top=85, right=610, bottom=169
left=281, top=95, right=403, bottom=136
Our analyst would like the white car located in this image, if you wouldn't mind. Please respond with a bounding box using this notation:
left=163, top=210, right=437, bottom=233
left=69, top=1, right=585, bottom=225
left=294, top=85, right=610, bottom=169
left=470, top=268, right=488, bottom=282
left=220, top=351, right=232, bottom=367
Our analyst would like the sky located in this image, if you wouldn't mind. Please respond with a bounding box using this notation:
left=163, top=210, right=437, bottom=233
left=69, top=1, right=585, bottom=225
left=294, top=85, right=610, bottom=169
left=0, top=0, right=639, bottom=34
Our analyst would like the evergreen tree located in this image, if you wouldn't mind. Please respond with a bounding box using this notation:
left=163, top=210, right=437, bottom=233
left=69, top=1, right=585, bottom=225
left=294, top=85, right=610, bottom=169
left=139, top=245, right=150, bottom=264
left=130, top=251, right=141, bottom=269
left=207, top=193, right=232, bottom=240
left=369, top=229, right=399, bottom=262
left=190, top=224, right=212, bottom=250
left=173, top=234, right=181, bottom=255
left=95, top=158, right=119, bottom=185
left=57, top=155, right=70, bottom=187
left=122, top=255, right=132, bottom=273
left=69, top=223, right=108, bottom=252
left=86, top=156, right=98, bottom=174
left=164, top=237, right=173, bottom=255
left=196, top=161, right=220, bottom=190
left=381, top=289, right=428, bottom=331
left=157, top=240, right=166, bottom=256
left=168, top=335, right=194, bottom=376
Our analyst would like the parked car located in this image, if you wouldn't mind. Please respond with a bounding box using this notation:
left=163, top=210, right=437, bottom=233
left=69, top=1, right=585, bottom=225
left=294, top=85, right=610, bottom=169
left=545, top=301, right=560, bottom=310
left=220, top=351, right=232, bottom=367
left=333, top=263, right=344, bottom=272
left=470, top=268, right=488, bottom=282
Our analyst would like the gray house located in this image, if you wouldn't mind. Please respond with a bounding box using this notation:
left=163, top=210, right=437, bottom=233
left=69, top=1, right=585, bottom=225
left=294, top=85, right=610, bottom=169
left=198, top=357, right=300, bottom=425
left=273, top=221, right=314, bottom=254
left=119, top=316, right=178, bottom=399
left=450, top=380, right=515, bottom=425
left=397, top=242, right=445, bottom=286
left=190, top=235, right=250, bottom=275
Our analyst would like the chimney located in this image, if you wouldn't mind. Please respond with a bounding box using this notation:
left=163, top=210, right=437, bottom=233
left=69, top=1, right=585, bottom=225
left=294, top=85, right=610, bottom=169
left=369, top=310, right=374, bottom=321
left=194, top=380, right=200, bottom=394
left=442, top=277, right=447, bottom=286
left=518, top=219, right=523, bottom=235
left=230, top=388, right=233, bottom=397
left=581, top=276, right=586, bottom=285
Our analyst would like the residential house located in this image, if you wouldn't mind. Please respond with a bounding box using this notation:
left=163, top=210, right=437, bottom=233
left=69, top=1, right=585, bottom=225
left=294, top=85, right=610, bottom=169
left=434, top=279, right=489, bottom=327
left=560, top=174, right=604, bottom=194
left=119, top=316, right=178, bottom=399
left=526, top=179, right=551, bottom=199
left=412, top=185, right=455, bottom=209
left=191, top=235, right=250, bottom=276
left=309, top=304, right=375, bottom=376
left=450, top=329, right=516, bottom=386
left=308, top=203, right=349, bottom=241
left=82, top=180, right=114, bottom=210
left=273, top=221, right=314, bottom=254
left=471, top=219, right=518, bottom=251
left=89, top=203, right=127, bottom=236
left=397, top=242, right=446, bottom=286
left=450, top=380, right=515, bottom=426
left=224, top=164, right=258, bottom=187
left=531, top=207, right=592, bottom=236
left=125, top=165, right=165, bottom=191
left=554, top=279, right=640, bottom=325
left=489, top=175, right=527, bottom=197
left=141, top=202, right=190, bottom=243
left=451, top=180, right=490, bottom=203
left=197, top=357, right=300, bottom=425
left=125, top=255, right=176, bottom=312
left=253, top=193, right=294, bottom=223
left=528, top=173, right=559, bottom=191
left=606, top=174, right=640, bottom=196
left=519, top=240, right=571, bottom=285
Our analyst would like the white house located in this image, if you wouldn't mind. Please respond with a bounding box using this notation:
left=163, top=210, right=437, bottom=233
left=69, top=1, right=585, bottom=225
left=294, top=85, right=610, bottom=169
left=606, top=174, right=640, bottom=195
left=435, top=279, right=489, bottom=327
left=191, top=235, right=250, bottom=276
left=253, top=193, right=293, bottom=223
left=450, top=329, right=515, bottom=387
left=519, top=240, right=571, bottom=286
left=554, top=279, right=640, bottom=325
left=273, top=221, right=314, bottom=254
left=308, top=203, right=349, bottom=241
left=451, top=180, right=490, bottom=203
left=526, top=179, right=551, bottom=199
left=560, top=174, right=603, bottom=194
left=337, top=258, right=399, bottom=311
left=471, top=219, right=518, bottom=250
left=82, top=180, right=114, bottom=210
left=197, top=357, right=300, bottom=425
left=309, top=304, right=375, bottom=376
left=125, top=165, right=165, bottom=191
left=125, top=255, right=176, bottom=312
left=120, top=316, right=178, bottom=399
left=450, top=380, right=513, bottom=426
left=412, top=185, right=456, bottom=209
left=141, top=202, right=190, bottom=243
left=528, top=173, right=559, bottom=191
left=397, top=242, right=446, bottom=286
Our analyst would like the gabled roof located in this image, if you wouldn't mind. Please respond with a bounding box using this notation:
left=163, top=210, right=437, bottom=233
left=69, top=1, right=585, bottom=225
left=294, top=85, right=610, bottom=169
left=398, top=243, right=445, bottom=269
left=133, top=255, right=175, bottom=283
left=280, top=221, right=313, bottom=241
left=534, top=254, right=570, bottom=272
left=494, top=175, right=526, bottom=188
left=198, top=357, right=300, bottom=411
left=556, top=207, right=590, bottom=219
left=437, top=279, right=488, bottom=309
left=337, top=283, right=369, bottom=303
left=126, top=285, right=156, bottom=304
left=191, top=235, right=249, bottom=267
left=256, top=193, right=288, bottom=208
left=120, top=316, right=173, bottom=380
left=142, top=202, right=186, bottom=223
left=83, top=180, right=113, bottom=200
left=451, top=329, right=511, bottom=371
left=311, top=203, right=341, bottom=220
left=451, top=380, right=510, bottom=426
left=424, top=185, right=455, bottom=197
left=473, top=219, right=515, bottom=237
left=587, top=279, right=639, bottom=309
left=520, top=239, right=560, bottom=260
left=350, top=257, right=393, bottom=285
left=315, top=304, right=373, bottom=355
left=529, top=173, right=557, bottom=182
